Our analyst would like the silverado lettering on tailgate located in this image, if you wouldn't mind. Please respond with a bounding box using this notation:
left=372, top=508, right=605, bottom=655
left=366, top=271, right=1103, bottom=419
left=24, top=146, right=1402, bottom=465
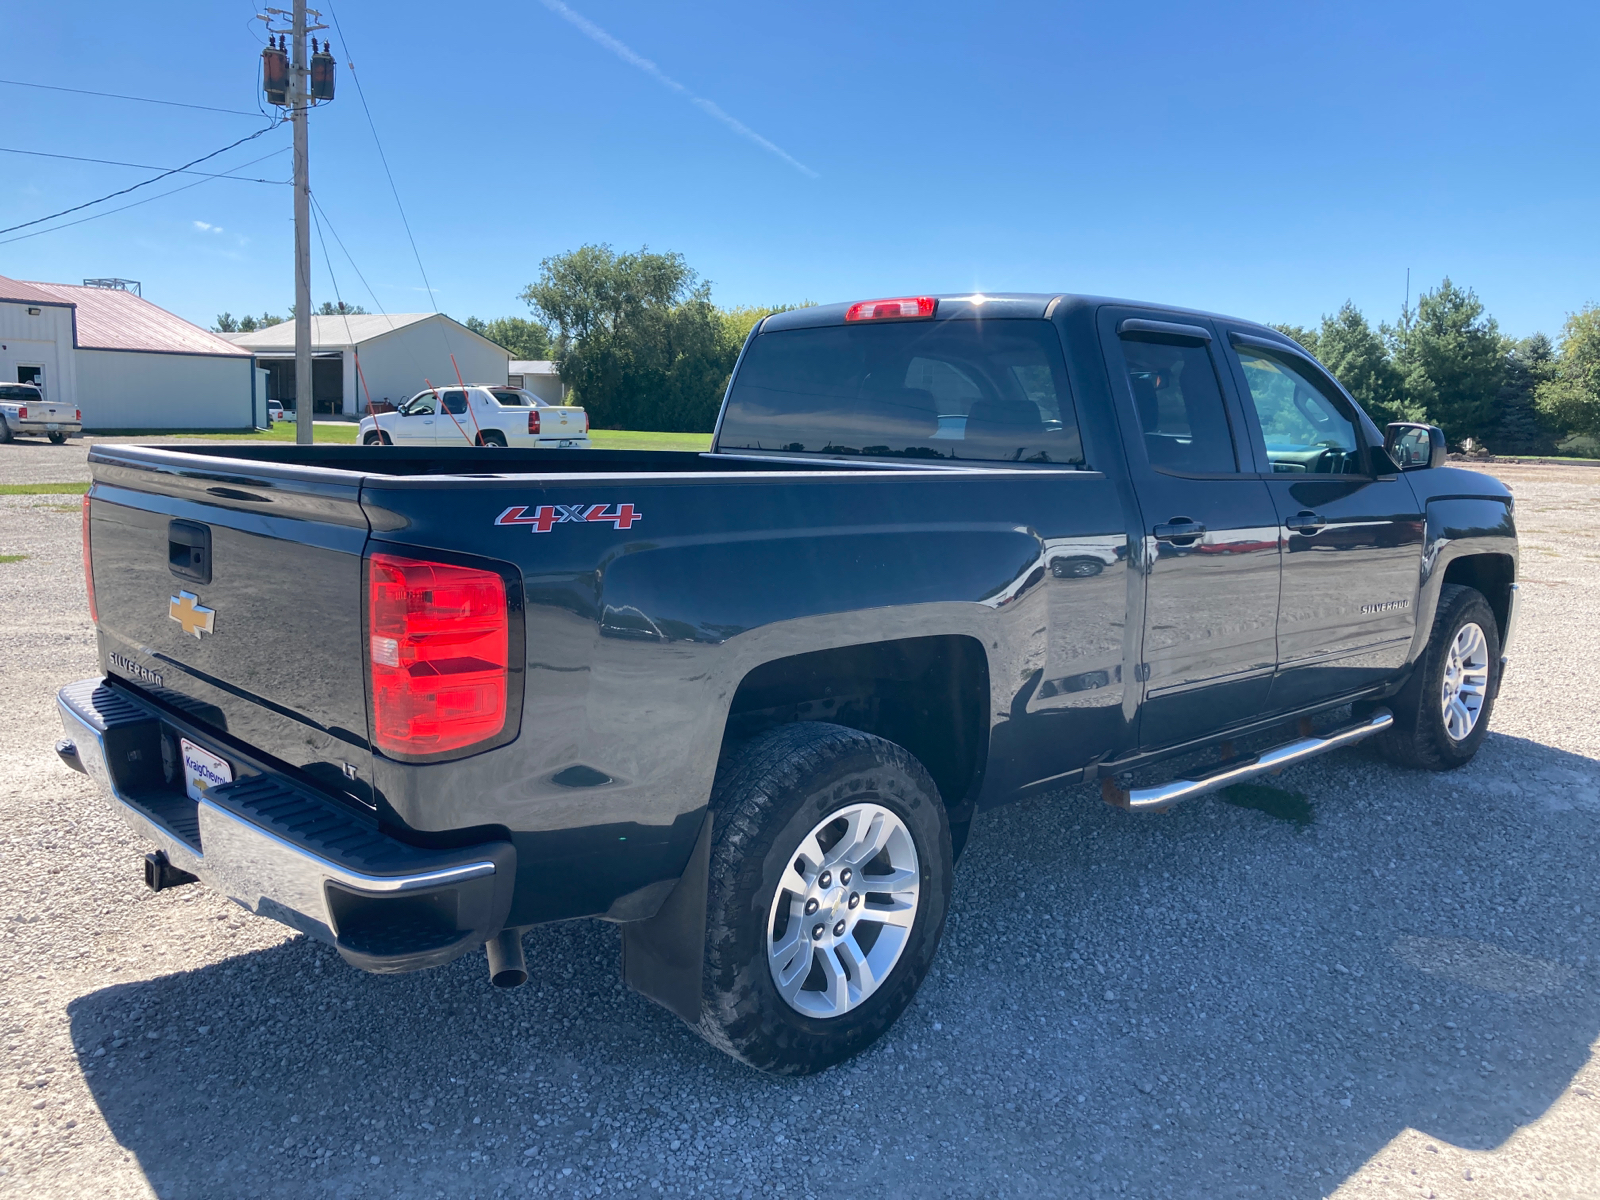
left=495, top=503, right=642, bottom=533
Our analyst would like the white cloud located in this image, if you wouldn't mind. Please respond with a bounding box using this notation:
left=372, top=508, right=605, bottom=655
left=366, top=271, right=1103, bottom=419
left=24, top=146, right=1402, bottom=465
left=538, top=0, right=817, bottom=179
left=193, top=220, right=224, bottom=233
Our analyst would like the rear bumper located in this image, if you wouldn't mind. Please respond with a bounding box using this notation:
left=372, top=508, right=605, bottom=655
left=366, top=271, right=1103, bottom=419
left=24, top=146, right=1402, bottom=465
left=11, top=421, right=80, bottom=434
left=58, top=677, right=515, bottom=973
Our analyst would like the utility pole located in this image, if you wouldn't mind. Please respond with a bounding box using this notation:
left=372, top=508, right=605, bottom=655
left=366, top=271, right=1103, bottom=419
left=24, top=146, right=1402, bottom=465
left=291, top=0, right=312, bottom=445
left=258, top=6, right=331, bottom=444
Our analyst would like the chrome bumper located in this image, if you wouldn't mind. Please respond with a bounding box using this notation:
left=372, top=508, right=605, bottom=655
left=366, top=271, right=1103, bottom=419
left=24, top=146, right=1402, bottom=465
left=58, top=678, right=515, bottom=972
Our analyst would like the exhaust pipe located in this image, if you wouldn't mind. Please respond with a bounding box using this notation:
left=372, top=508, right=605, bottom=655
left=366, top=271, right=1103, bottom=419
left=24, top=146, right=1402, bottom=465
left=485, top=927, right=529, bottom=988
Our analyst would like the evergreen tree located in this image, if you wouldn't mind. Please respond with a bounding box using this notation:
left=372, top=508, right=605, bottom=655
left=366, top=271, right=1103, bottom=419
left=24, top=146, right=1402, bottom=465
left=1385, top=278, right=1504, bottom=444
left=1315, top=302, right=1420, bottom=426
left=1492, top=334, right=1559, bottom=454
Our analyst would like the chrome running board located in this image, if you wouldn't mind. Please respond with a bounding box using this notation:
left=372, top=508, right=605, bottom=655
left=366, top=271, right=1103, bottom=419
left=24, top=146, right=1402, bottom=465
left=1102, top=708, right=1393, bottom=813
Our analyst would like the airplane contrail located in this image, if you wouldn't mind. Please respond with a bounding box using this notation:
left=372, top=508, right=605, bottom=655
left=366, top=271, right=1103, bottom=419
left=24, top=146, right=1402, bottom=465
left=538, top=0, right=819, bottom=179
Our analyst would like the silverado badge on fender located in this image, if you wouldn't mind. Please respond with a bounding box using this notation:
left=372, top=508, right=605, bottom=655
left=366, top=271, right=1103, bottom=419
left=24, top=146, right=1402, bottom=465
left=495, top=503, right=642, bottom=533
left=169, top=590, right=216, bottom=638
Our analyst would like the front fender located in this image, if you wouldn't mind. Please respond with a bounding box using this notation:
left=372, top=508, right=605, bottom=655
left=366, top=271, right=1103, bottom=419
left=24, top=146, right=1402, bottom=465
left=1409, top=495, right=1517, bottom=662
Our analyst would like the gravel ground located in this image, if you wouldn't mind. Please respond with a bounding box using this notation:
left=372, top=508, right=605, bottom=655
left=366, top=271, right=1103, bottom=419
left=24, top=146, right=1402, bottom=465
left=1, top=461, right=1598, bottom=1199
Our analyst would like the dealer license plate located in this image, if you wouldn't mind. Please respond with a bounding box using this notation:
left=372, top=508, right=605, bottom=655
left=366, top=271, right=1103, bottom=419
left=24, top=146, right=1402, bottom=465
left=559, top=439, right=575, bottom=448
left=46, top=422, right=59, bottom=430
left=180, top=738, right=233, bottom=802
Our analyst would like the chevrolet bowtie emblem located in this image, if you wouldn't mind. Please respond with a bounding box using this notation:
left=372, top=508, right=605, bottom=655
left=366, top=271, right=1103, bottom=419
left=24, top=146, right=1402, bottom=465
left=169, top=590, right=216, bottom=639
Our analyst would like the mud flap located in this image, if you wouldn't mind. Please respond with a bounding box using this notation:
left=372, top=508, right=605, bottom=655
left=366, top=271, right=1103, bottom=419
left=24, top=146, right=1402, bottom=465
left=620, top=810, right=712, bottom=1024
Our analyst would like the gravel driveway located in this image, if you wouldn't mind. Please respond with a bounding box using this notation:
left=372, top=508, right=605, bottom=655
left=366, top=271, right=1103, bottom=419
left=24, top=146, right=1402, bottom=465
left=2, top=460, right=1597, bottom=1199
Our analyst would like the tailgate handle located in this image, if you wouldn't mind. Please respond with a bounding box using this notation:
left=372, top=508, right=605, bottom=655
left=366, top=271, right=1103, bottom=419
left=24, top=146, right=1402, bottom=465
left=168, top=520, right=212, bottom=585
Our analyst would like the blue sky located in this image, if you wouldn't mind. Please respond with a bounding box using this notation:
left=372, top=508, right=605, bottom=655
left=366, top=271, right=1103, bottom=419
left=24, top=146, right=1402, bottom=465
left=3, top=0, right=1595, bottom=339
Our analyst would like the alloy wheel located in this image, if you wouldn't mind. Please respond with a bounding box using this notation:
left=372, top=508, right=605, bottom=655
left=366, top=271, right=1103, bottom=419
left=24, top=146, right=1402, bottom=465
left=766, top=802, right=920, bottom=1019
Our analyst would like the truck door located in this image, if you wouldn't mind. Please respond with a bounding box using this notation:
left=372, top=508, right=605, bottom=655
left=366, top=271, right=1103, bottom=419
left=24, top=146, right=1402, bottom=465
left=1100, top=310, right=1282, bottom=750
left=436, top=389, right=474, bottom=445
left=391, top=392, right=438, bottom=444
left=1218, top=331, right=1424, bottom=709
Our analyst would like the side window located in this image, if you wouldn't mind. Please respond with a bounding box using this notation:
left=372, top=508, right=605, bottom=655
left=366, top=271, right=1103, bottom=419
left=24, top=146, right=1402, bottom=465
left=440, top=390, right=468, bottom=415
left=1119, top=337, right=1238, bottom=474
left=1234, top=349, right=1361, bottom=474
left=405, top=392, right=435, bottom=416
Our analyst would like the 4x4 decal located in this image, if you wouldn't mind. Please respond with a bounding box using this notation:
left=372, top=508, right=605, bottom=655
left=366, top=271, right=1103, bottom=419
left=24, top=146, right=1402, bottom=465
left=495, top=503, right=642, bottom=533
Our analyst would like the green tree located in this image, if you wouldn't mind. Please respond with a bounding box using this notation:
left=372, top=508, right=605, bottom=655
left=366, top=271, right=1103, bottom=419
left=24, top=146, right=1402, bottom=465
left=1385, top=278, right=1504, bottom=444
left=521, top=245, right=798, bottom=431
left=1536, top=304, right=1600, bottom=437
left=464, top=315, right=553, bottom=361
left=1315, top=302, right=1421, bottom=426
left=1271, top=324, right=1319, bottom=356
left=316, top=300, right=367, bottom=316
left=1492, top=333, right=1559, bottom=453
left=212, top=311, right=284, bottom=333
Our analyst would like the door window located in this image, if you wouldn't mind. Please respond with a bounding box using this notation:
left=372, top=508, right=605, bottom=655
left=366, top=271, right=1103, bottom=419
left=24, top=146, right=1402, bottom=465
left=1235, top=349, right=1362, bottom=474
left=440, top=390, right=469, bottom=415
left=1118, top=339, right=1237, bottom=474
left=402, top=394, right=435, bottom=416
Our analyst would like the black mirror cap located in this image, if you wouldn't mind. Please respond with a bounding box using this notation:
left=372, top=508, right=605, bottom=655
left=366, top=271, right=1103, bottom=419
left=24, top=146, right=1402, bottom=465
left=1384, top=422, right=1448, bottom=471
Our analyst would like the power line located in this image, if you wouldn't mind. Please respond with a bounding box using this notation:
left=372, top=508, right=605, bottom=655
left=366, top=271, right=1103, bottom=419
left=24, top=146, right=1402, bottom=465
left=0, top=77, right=262, bottom=117
left=0, top=144, right=289, bottom=183
left=0, top=121, right=285, bottom=236
left=0, top=147, right=290, bottom=246
left=324, top=0, right=439, bottom=315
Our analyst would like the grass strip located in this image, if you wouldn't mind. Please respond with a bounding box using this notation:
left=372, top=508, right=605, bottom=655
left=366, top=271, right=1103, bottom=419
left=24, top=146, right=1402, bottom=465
left=588, top=430, right=712, bottom=451
left=0, top=554, right=28, bottom=564
left=0, top=482, right=89, bottom=495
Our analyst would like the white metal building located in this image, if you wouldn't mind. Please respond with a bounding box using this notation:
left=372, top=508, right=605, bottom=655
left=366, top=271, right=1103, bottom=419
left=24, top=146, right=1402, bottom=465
left=507, top=360, right=568, bottom=406
left=0, top=276, right=259, bottom=430
left=223, top=313, right=512, bottom=416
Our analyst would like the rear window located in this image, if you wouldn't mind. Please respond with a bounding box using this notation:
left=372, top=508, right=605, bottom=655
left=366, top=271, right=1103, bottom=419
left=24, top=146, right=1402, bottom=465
left=0, top=385, right=40, bottom=401
left=718, top=319, right=1083, bottom=464
left=490, top=389, right=530, bottom=406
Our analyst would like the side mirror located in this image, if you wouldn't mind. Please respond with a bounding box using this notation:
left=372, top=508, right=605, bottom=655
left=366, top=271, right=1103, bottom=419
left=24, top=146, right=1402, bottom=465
left=1385, top=422, right=1447, bottom=470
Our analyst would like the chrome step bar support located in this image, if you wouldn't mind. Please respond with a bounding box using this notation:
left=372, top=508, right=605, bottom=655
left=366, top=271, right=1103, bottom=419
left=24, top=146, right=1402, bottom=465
left=1102, top=708, right=1393, bottom=813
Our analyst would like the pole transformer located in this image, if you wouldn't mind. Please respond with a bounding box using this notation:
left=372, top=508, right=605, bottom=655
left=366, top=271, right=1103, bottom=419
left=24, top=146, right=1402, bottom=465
left=259, top=5, right=331, bottom=443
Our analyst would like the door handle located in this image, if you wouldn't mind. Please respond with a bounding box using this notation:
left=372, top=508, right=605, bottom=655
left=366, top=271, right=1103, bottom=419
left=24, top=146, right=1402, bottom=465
left=1153, top=519, right=1207, bottom=544
left=1285, top=510, right=1326, bottom=535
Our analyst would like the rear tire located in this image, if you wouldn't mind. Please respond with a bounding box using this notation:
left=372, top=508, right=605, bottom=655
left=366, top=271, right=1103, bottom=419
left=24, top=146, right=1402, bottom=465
left=697, top=722, right=952, bottom=1075
left=47, top=431, right=67, bottom=444
left=0, top=417, right=11, bottom=443
left=1373, top=584, right=1500, bottom=770
left=476, top=431, right=507, bottom=447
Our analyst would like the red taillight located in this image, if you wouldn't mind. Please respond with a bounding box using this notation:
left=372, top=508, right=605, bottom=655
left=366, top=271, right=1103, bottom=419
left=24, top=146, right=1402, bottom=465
left=16, top=406, right=26, bottom=419
left=75, top=409, right=81, bottom=421
left=844, top=296, right=936, bottom=322
left=82, top=495, right=97, bottom=621
left=368, top=553, right=508, bottom=756
left=528, top=410, right=541, bottom=435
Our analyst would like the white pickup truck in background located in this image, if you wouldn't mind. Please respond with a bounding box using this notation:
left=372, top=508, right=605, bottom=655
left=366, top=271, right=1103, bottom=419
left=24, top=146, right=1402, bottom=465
left=0, top=383, right=81, bottom=444
left=358, top=385, right=591, bottom=448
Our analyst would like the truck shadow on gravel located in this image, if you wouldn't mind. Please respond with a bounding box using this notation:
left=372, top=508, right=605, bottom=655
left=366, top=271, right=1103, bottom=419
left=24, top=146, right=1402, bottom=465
left=68, top=732, right=1600, bottom=1199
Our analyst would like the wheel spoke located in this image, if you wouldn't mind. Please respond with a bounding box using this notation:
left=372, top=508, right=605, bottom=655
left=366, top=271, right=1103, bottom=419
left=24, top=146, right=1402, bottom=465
left=834, top=934, right=876, bottom=996
left=815, top=945, right=850, bottom=1015
left=861, top=895, right=917, bottom=928
left=858, top=867, right=917, bottom=895
left=771, top=930, right=812, bottom=1000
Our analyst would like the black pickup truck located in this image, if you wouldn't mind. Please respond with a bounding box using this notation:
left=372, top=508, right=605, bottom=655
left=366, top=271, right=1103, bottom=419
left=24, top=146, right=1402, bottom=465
left=58, top=292, right=1518, bottom=1074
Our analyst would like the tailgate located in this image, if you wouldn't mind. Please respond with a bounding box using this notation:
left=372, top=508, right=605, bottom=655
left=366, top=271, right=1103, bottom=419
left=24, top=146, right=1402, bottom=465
left=86, top=446, right=374, bottom=807
left=541, top=407, right=582, bottom=438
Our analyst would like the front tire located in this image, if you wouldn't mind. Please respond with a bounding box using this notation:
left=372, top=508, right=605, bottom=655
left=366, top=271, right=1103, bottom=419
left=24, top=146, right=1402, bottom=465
left=1374, top=583, right=1500, bottom=770
left=697, top=722, right=952, bottom=1075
